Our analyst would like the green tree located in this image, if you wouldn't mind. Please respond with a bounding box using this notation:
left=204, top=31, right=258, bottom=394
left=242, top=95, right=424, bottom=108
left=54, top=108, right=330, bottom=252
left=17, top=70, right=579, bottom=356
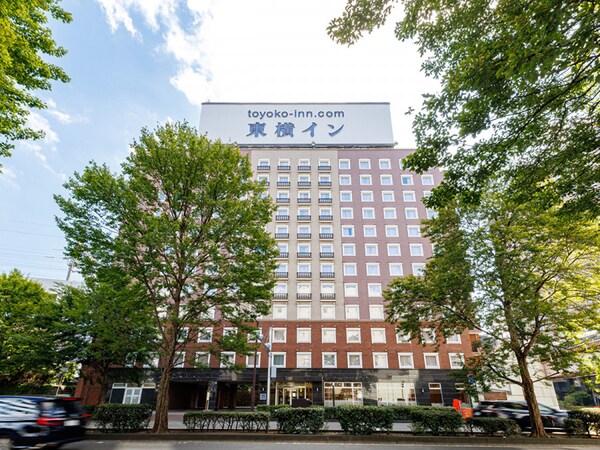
left=384, top=191, right=600, bottom=437
left=0, top=270, right=65, bottom=387
left=57, top=267, right=158, bottom=403
left=329, top=1, right=600, bottom=215
left=0, top=0, right=71, bottom=163
left=55, top=121, right=277, bottom=432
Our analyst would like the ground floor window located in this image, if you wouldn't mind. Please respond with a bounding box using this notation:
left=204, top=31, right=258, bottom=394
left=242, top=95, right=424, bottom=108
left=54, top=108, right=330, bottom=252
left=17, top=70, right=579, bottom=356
left=123, top=387, right=142, bottom=404
left=273, top=382, right=313, bottom=406
left=324, top=382, right=363, bottom=406
left=376, top=382, right=417, bottom=406
left=429, top=383, right=443, bottom=406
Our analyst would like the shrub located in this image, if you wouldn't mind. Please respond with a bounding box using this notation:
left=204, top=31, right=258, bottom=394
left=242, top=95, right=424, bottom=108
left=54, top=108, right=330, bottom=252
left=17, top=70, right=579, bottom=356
left=564, top=418, right=586, bottom=437
left=93, top=403, right=152, bottom=433
left=272, top=407, right=325, bottom=434
left=182, top=412, right=269, bottom=432
left=467, top=417, right=521, bottom=437
left=256, top=404, right=291, bottom=414
left=389, top=405, right=453, bottom=421
left=409, top=407, right=463, bottom=436
left=568, top=408, right=600, bottom=437
left=335, top=406, right=395, bottom=435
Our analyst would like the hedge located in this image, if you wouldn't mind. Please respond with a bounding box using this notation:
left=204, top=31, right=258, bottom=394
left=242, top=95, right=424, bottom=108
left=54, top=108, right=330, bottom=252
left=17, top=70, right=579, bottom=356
left=271, top=407, right=325, bottom=434
left=409, top=407, right=463, bottom=435
left=256, top=404, right=292, bottom=414
left=93, top=403, right=153, bottom=432
left=335, top=405, right=394, bottom=435
left=182, top=411, right=269, bottom=432
left=389, top=405, right=455, bottom=421
left=567, top=408, right=600, bottom=437
left=467, top=417, right=521, bottom=437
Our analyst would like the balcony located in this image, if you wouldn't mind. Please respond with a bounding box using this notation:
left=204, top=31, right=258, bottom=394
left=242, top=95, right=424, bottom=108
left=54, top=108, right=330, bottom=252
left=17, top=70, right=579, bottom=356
left=277, top=165, right=291, bottom=171
left=276, top=252, right=289, bottom=259
left=297, top=215, right=311, bottom=221
left=257, top=165, right=270, bottom=171
left=276, top=198, right=290, bottom=203
left=273, top=293, right=288, bottom=300
left=318, top=181, right=332, bottom=187
left=319, top=233, right=334, bottom=239
left=296, top=272, right=312, bottom=278
left=275, top=272, right=288, bottom=278
left=320, top=272, right=335, bottom=278
left=296, top=293, right=312, bottom=300
left=318, top=198, right=332, bottom=204
left=297, top=165, right=311, bottom=171
left=319, top=252, right=334, bottom=259
left=318, top=165, right=331, bottom=171
left=297, top=252, right=312, bottom=258
left=277, top=181, right=291, bottom=187
left=274, top=233, right=289, bottom=239
left=297, top=181, right=311, bottom=187
left=275, top=215, right=290, bottom=221
left=297, top=233, right=312, bottom=239
left=297, top=198, right=311, bottom=203
left=320, top=293, right=336, bottom=300
left=319, top=215, right=333, bottom=221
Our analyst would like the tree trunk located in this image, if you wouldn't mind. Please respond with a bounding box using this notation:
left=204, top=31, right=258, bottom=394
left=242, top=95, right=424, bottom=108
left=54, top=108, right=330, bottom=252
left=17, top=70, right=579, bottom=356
left=152, top=363, right=172, bottom=433
left=517, top=355, right=548, bottom=438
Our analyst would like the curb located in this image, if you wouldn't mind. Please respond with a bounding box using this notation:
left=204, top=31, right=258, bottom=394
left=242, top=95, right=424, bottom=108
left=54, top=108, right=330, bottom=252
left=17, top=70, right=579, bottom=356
left=84, top=432, right=600, bottom=446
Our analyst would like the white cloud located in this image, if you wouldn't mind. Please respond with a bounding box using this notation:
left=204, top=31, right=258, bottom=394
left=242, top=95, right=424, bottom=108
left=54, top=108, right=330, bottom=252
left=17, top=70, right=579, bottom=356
left=0, top=165, right=20, bottom=190
left=27, top=112, right=59, bottom=147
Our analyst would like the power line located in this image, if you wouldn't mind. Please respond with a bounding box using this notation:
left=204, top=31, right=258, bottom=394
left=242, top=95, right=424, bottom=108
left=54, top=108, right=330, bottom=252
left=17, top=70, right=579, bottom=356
left=0, top=228, right=63, bottom=238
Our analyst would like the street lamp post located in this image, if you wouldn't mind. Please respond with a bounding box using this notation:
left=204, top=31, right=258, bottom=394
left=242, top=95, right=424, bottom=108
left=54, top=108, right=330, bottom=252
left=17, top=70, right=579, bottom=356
left=265, top=328, right=273, bottom=406
left=250, top=327, right=272, bottom=408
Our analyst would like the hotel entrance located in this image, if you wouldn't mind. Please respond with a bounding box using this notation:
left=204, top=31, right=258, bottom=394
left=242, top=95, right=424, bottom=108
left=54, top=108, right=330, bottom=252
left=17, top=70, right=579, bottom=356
left=275, top=382, right=313, bottom=406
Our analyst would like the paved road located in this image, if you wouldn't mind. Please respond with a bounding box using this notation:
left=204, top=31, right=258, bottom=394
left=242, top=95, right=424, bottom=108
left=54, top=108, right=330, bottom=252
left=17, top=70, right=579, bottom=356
left=62, top=441, right=597, bottom=450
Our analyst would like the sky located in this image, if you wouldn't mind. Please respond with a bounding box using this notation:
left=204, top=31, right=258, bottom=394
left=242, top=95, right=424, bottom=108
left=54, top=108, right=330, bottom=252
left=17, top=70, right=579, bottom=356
left=0, top=0, right=437, bottom=281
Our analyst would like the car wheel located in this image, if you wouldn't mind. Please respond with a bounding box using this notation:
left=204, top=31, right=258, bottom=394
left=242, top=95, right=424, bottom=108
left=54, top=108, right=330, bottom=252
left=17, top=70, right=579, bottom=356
left=0, top=436, right=13, bottom=450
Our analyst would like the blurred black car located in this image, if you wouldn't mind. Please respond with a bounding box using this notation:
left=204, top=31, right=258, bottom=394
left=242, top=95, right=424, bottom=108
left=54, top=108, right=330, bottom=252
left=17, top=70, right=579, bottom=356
left=473, top=400, right=568, bottom=431
left=0, top=396, right=87, bottom=449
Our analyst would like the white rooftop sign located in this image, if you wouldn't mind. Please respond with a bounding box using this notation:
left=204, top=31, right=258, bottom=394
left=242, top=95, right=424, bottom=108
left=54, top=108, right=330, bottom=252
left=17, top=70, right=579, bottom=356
left=199, top=103, right=394, bottom=147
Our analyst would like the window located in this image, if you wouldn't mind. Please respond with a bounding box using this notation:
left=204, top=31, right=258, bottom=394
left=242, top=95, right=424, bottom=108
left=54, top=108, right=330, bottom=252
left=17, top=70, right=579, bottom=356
left=246, top=353, right=260, bottom=368
left=277, top=191, right=289, bottom=200
left=321, top=304, right=336, bottom=319
left=360, top=174, right=372, bottom=185
left=174, top=352, right=185, bottom=368
left=387, top=244, right=401, bottom=256
left=297, top=282, right=311, bottom=293
left=348, top=353, right=363, bottom=368
left=297, top=352, right=312, bottom=368
left=276, top=207, right=289, bottom=216
left=449, top=353, right=465, bottom=369
left=247, top=329, right=261, bottom=342
left=272, top=328, right=287, bottom=343
left=389, top=263, right=403, bottom=276
left=298, top=207, right=310, bottom=217
left=371, top=328, right=386, bottom=343
left=346, top=328, right=361, bottom=343
left=385, top=225, right=399, bottom=237
left=272, top=304, right=287, bottom=319
left=410, top=243, right=424, bottom=256
left=361, top=191, right=374, bottom=202
left=257, top=175, right=269, bottom=185
left=369, top=305, right=384, bottom=320
left=319, top=158, right=331, bottom=168
left=379, top=159, right=391, bottom=169
left=382, top=191, right=395, bottom=202
left=320, top=224, right=333, bottom=234
left=380, top=175, right=393, bottom=185
left=339, top=159, right=350, bottom=169
left=272, top=352, right=286, bottom=368
left=322, top=328, right=336, bottom=343
left=343, top=244, right=356, bottom=256
left=341, top=207, right=353, bottom=219
left=383, top=208, right=397, bottom=219
left=422, top=328, right=436, bottom=344
left=322, top=352, right=337, bottom=368
left=177, top=327, right=189, bottom=342
left=405, top=208, right=419, bottom=219
left=276, top=225, right=289, bottom=234
left=278, top=174, right=290, bottom=183
left=396, top=332, right=412, bottom=343
left=339, top=175, right=352, bottom=185
left=368, top=283, right=382, bottom=297
left=297, top=263, right=311, bottom=274
left=407, top=225, right=421, bottom=237
left=424, top=353, right=440, bottom=369
left=344, top=283, right=358, bottom=297
left=277, top=243, right=289, bottom=254
left=446, top=334, right=462, bottom=344
left=398, top=353, right=414, bottom=369
left=258, top=158, right=270, bottom=168
left=298, top=224, right=310, bottom=234
left=412, top=263, right=426, bottom=276
left=429, top=383, right=443, bottom=405
left=298, top=190, right=310, bottom=200
left=221, top=352, right=236, bottom=368
left=403, top=191, right=416, bottom=202
left=297, top=303, right=312, bottom=319
left=297, top=328, right=311, bottom=343
left=297, top=243, right=310, bottom=254
left=198, top=327, right=213, bottom=343
left=298, top=158, right=310, bottom=168
left=362, top=207, right=375, bottom=219
left=278, top=158, right=290, bottom=168
left=320, top=243, right=333, bottom=253
left=340, top=191, right=352, bottom=202
left=320, top=263, right=334, bottom=274
left=358, top=159, right=371, bottom=169
left=427, top=208, right=438, bottom=219
left=345, top=305, right=360, bottom=319
left=363, top=225, right=377, bottom=237
left=319, top=190, right=332, bottom=200
left=366, top=263, right=380, bottom=276
left=342, top=225, right=355, bottom=237
left=320, top=283, right=335, bottom=294
left=421, top=174, right=435, bottom=185
left=359, top=246, right=376, bottom=259
left=222, top=327, right=237, bottom=338
left=344, top=263, right=357, bottom=276
left=196, top=352, right=210, bottom=367
left=401, top=175, right=414, bottom=185
left=373, top=352, right=389, bottom=368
